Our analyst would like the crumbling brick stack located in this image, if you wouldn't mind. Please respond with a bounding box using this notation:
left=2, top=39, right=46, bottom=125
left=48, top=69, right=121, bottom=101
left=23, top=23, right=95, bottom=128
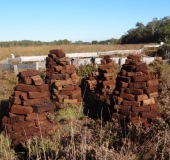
left=46, top=49, right=82, bottom=108
left=83, top=56, right=117, bottom=119
left=85, top=56, right=117, bottom=102
left=112, top=54, right=160, bottom=127
left=2, top=69, right=57, bottom=145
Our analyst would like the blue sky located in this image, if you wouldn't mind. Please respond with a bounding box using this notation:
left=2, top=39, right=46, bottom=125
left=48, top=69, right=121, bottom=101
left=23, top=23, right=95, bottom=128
left=0, top=0, right=170, bottom=42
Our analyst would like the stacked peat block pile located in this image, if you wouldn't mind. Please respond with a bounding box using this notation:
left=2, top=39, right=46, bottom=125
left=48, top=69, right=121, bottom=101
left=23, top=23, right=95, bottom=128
left=85, top=56, right=117, bottom=102
left=46, top=49, right=82, bottom=108
left=96, top=56, right=117, bottom=101
left=2, top=69, right=57, bottom=145
left=112, top=54, right=160, bottom=127
left=83, top=56, right=116, bottom=119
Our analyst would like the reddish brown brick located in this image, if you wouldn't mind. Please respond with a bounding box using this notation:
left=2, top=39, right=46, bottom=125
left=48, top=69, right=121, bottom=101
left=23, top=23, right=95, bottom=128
left=46, top=67, right=55, bottom=73
left=59, top=89, right=72, bottom=96
left=32, top=102, right=56, bottom=113
left=136, top=94, right=148, bottom=101
left=142, top=98, right=155, bottom=106
left=54, top=66, right=63, bottom=72
left=127, top=54, right=141, bottom=61
left=133, top=75, right=149, bottom=82
left=61, top=85, right=75, bottom=91
left=49, top=49, right=65, bottom=58
left=131, top=112, right=139, bottom=117
left=21, top=126, right=37, bottom=136
left=147, top=79, right=159, bottom=87
left=148, top=92, right=159, bottom=98
left=19, top=69, right=38, bottom=78
left=15, top=84, right=38, bottom=92
left=126, top=88, right=143, bottom=95
left=120, top=110, right=131, bottom=116
left=64, top=99, right=78, bottom=104
left=141, top=112, right=159, bottom=118
left=7, top=116, right=25, bottom=125
left=103, top=80, right=115, bottom=86
left=26, top=112, right=48, bottom=121
left=118, top=81, right=128, bottom=88
left=52, top=74, right=70, bottom=80
left=144, top=86, right=158, bottom=94
left=150, top=104, right=159, bottom=111
left=10, top=105, right=33, bottom=114
left=28, top=91, right=50, bottom=99
left=31, top=75, right=44, bottom=86
left=127, top=72, right=143, bottom=77
left=135, top=63, right=148, bottom=72
left=99, top=63, right=113, bottom=70
left=120, top=93, right=135, bottom=101
left=23, top=77, right=32, bottom=85
left=11, top=96, right=21, bottom=105
left=130, top=60, right=143, bottom=66
left=117, top=75, right=131, bottom=83
left=22, top=97, right=50, bottom=106
left=70, top=89, right=81, bottom=99
left=20, top=92, right=27, bottom=100
left=56, top=95, right=68, bottom=102
left=123, top=100, right=140, bottom=106
left=129, top=82, right=146, bottom=89
left=14, top=91, right=22, bottom=97
left=13, top=121, right=34, bottom=131
left=64, top=65, right=75, bottom=70
left=132, top=105, right=150, bottom=112
left=54, top=78, right=73, bottom=87
left=37, top=84, right=49, bottom=92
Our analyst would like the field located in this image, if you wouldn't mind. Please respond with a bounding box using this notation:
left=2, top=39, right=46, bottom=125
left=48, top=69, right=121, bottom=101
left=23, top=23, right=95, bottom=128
left=0, top=45, right=170, bottom=159
left=0, top=44, right=144, bottom=60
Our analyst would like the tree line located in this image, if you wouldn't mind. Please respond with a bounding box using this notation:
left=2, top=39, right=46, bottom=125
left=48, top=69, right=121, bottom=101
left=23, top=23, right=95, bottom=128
left=0, top=16, right=169, bottom=47
left=120, top=16, right=170, bottom=44
left=0, top=38, right=119, bottom=47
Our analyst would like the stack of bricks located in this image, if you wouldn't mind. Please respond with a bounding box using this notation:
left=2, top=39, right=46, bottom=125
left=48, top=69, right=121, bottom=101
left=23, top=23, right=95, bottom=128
left=85, top=56, right=117, bottom=102
left=112, top=54, right=160, bottom=127
left=2, top=69, right=57, bottom=145
left=46, top=49, right=82, bottom=108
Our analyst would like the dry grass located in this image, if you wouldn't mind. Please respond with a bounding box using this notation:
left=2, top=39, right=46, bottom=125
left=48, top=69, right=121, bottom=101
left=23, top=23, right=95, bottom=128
left=0, top=44, right=144, bottom=60
left=0, top=59, right=170, bottom=159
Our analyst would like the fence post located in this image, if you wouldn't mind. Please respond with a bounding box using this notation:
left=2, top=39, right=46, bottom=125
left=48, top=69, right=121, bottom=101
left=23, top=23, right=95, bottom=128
left=13, top=65, right=18, bottom=75
left=35, top=62, right=39, bottom=70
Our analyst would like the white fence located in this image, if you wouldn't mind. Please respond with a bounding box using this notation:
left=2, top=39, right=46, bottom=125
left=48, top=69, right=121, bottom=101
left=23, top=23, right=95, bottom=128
left=0, top=44, right=163, bottom=73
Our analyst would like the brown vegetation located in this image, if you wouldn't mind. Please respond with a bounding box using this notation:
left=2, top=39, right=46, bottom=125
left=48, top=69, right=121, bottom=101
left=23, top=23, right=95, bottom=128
left=0, top=44, right=144, bottom=60
left=0, top=53, right=170, bottom=159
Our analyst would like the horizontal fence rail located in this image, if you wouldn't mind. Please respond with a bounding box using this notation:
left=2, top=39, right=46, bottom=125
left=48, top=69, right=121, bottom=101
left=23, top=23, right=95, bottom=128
left=0, top=44, right=163, bottom=73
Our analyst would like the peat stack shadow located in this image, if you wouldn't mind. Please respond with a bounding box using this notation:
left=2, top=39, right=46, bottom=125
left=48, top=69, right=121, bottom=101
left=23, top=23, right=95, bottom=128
left=112, top=54, right=161, bottom=128
left=46, top=49, right=82, bottom=108
left=83, top=56, right=117, bottom=120
left=2, top=69, right=57, bottom=146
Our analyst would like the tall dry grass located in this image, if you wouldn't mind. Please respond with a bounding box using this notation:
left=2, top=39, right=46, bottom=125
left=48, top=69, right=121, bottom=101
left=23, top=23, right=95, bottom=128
left=0, top=44, right=144, bottom=60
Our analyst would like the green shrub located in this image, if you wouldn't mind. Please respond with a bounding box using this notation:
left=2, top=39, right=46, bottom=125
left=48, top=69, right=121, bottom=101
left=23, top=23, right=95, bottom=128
left=77, top=64, right=98, bottom=81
